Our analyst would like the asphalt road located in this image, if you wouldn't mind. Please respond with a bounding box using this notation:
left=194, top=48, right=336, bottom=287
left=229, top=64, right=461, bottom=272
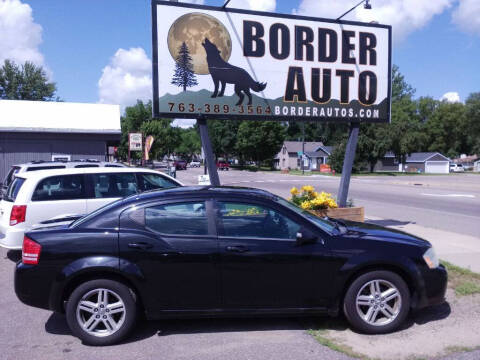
left=177, top=169, right=480, bottom=238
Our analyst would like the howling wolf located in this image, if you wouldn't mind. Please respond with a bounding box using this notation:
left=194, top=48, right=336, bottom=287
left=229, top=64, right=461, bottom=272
left=202, top=38, right=267, bottom=106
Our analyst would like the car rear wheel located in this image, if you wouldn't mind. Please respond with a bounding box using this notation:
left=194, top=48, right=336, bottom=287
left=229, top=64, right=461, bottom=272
left=343, top=270, right=410, bottom=334
left=66, top=279, right=137, bottom=346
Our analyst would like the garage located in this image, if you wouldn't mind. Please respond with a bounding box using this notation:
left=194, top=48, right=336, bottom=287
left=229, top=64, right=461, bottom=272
left=425, top=161, right=450, bottom=174
left=401, top=152, right=451, bottom=174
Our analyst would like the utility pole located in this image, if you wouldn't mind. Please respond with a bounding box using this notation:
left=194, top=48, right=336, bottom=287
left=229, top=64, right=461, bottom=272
left=302, top=122, right=305, bottom=175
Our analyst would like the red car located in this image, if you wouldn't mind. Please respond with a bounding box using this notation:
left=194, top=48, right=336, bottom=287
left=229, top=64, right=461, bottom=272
left=173, top=160, right=187, bottom=170
left=216, top=161, right=230, bottom=171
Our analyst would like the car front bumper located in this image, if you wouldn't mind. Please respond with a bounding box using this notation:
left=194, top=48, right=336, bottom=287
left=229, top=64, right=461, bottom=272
left=413, top=264, right=448, bottom=309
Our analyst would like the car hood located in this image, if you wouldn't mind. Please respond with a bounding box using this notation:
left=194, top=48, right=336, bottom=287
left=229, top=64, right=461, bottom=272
left=341, top=220, right=431, bottom=247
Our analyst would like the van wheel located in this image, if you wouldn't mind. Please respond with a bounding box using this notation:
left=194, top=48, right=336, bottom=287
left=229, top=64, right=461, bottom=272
left=343, top=270, right=410, bottom=334
left=66, top=279, right=137, bottom=346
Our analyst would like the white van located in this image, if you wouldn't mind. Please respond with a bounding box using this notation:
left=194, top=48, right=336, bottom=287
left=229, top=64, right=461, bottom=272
left=0, top=167, right=182, bottom=249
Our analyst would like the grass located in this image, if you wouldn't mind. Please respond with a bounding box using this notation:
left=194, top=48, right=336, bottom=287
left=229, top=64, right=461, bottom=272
left=442, top=260, right=480, bottom=296
left=307, top=329, right=371, bottom=360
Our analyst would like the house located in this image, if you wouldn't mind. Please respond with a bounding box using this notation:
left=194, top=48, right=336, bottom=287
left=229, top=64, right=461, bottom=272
left=453, top=154, right=478, bottom=171
left=375, top=152, right=451, bottom=174
left=274, top=141, right=332, bottom=171
left=0, top=100, right=121, bottom=182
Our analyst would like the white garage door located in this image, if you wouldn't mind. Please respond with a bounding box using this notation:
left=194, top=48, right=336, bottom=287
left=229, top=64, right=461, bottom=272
left=425, top=161, right=449, bottom=174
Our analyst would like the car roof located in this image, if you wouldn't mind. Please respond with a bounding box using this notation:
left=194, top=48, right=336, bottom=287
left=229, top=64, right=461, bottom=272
left=13, top=161, right=123, bottom=168
left=121, top=185, right=278, bottom=205
left=15, top=166, right=181, bottom=183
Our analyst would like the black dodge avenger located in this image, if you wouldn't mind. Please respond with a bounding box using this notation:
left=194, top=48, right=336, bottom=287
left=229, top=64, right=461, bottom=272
left=15, top=186, right=447, bottom=345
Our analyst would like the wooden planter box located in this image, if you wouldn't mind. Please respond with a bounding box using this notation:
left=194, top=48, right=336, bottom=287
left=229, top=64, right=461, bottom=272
left=281, top=169, right=289, bottom=174
left=309, top=206, right=365, bottom=222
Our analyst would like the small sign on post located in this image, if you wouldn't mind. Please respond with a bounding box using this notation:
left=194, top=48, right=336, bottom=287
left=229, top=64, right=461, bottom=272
left=129, top=133, right=143, bottom=151
left=198, top=174, right=211, bottom=185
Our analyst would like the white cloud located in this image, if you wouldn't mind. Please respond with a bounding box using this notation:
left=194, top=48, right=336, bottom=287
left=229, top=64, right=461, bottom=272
left=230, top=0, right=276, bottom=12
left=293, top=0, right=453, bottom=41
left=440, top=91, right=461, bottom=103
left=98, top=47, right=152, bottom=110
left=172, top=118, right=196, bottom=128
left=0, top=0, right=47, bottom=68
left=452, top=0, right=480, bottom=35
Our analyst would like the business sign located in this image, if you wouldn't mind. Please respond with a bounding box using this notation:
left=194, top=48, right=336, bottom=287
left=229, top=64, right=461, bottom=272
left=129, top=133, right=142, bottom=151
left=152, top=1, right=391, bottom=123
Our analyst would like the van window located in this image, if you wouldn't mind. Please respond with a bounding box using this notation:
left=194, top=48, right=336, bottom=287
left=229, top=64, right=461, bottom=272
left=4, top=177, right=25, bottom=202
left=4, top=166, right=20, bottom=187
left=90, top=173, right=137, bottom=198
left=31, top=175, right=86, bottom=201
left=138, top=173, right=178, bottom=191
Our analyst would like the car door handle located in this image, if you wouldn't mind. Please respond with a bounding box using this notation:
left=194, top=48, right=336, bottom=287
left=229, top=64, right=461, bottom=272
left=127, top=242, right=153, bottom=250
left=159, top=251, right=182, bottom=257
left=226, top=245, right=249, bottom=253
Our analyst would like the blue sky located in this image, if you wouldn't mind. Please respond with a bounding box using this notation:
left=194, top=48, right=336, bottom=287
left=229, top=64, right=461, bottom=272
left=1, top=0, right=479, bottom=110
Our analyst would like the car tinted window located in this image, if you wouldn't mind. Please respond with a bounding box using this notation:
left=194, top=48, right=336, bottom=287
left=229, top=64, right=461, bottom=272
left=145, top=202, right=208, bottom=235
left=217, top=201, right=301, bottom=240
left=138, top=173, right=178, bottom=191
left=4, top=177, right=25, bottom=202
left=31, top=175, right=85, bottom=201
left=91, top=173, right=137, bottom=198
left=4, top=166, right=20, bottom=187
left=26, top=166, right=66, bottom=171
left=74, top=164, right=99, bottom=168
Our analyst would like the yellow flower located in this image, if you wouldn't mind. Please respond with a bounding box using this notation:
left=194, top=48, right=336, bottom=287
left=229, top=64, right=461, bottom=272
left=300, top=200, right=311, bottom=210
left=301, top=185, right=315, bottom=193
left=290, top=187, right=299, bottom=196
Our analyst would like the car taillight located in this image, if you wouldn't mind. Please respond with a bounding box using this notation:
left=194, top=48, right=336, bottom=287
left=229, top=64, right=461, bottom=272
left=10, top=205, right=27, bottom=226
left=22, top=236, right=41, bottom=265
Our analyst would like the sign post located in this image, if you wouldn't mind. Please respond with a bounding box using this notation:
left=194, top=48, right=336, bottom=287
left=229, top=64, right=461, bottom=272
left=197, top=117, right=220, bottom=186
left=337, top=122, right=360, bottom=207
left=128, top=132, right=143, bottom=166
left=151, top=1, right=392, bottom=197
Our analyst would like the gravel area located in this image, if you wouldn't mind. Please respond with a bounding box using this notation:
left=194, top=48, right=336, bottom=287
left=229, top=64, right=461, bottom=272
left=318, top=289, right=480, bottom=360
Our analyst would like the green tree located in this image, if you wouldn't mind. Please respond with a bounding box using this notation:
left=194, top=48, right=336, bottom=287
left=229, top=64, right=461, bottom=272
left=119, top=100, right=152, bottom=161
left=141, top=119, right=181, bottom=160
left=175, top=128, right=201, bottom=162
left=465, top=93, right=480, bottom=154
left=207, top=119, right=240, bottom=159
left=236, top=121, right=285, bottom=166
left=0, top=60, right=57, bottom=100
left=424, top=101, right=468, bottom=158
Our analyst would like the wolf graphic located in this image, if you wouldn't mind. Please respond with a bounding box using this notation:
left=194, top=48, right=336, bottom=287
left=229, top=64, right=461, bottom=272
left=202, top=38, right=267, bottom=106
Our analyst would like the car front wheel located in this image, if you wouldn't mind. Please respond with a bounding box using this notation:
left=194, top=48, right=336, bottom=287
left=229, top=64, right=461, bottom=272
left=343, top=270, right=410, bottom=334
left=66, top=279, right=137, bottom=346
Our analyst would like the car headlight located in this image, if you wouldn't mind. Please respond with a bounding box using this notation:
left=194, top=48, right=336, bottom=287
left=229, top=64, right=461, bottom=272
left=423, top=247, right=439, bottom=269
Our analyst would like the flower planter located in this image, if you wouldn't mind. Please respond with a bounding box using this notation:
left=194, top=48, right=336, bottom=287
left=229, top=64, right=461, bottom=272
left=281, top=169, right=289, bottom=174
left=309, top=206, right=365, bottom=222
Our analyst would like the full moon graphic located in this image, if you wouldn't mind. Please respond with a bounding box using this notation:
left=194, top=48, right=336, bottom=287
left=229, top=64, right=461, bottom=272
left=167, top=12, right=232, bottom=75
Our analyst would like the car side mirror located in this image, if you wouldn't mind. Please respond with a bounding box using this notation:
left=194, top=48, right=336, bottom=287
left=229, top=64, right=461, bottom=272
left=296, top=227, right=319, bottom=245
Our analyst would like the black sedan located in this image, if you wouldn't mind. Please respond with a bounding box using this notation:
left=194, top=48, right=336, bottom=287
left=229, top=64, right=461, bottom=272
left=15, top=186, right=447, bottom=346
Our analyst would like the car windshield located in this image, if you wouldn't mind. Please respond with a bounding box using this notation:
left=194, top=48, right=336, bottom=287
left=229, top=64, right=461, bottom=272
left=276, top=197, right=337, bottom=234
left=69, top=198, right=123, bottom=228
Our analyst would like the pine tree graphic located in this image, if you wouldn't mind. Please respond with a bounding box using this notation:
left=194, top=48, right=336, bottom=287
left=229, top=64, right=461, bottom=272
left=171, top=42, right=198, bottom=91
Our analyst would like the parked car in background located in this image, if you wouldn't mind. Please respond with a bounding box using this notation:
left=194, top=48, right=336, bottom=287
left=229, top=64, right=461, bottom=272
left=173, top=160, right=187, bottom=170
left=0, top=167, right=182, bottom=249
left=15, top=186, right=446, bottom=345
left=216, top=160, right=230, bottom=171
left=189, top=161, right=201, bottom=168
left=449, top=163, right=464, bottom=172
left=1, top=161, right=125, bottom=199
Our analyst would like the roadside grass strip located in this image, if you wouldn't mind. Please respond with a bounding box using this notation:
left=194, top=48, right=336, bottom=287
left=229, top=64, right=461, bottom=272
left=442, top=260, right=480, bottom=296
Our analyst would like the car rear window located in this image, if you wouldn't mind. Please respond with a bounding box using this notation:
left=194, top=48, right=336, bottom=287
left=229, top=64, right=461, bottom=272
left=31, top=175, right=86, bottom=201
left=3, top=166, right=20, bottom=187
left=4, top=177, right=25, bottom=202
left=137, top=173, right=179, bottom=191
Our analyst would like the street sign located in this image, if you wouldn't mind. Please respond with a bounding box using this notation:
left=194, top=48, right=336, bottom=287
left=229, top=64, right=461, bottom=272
left=152, top=1, right=392, bottom=123
left=198, top=174, right=211, bottom=185
left=129, top=133, right=142, bottom=151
